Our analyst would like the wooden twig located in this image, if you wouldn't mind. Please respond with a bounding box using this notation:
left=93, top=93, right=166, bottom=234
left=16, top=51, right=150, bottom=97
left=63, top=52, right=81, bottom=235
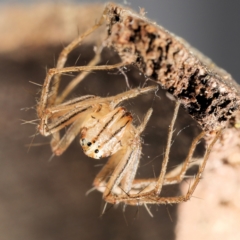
left=103, top=3, right=240, bottom=133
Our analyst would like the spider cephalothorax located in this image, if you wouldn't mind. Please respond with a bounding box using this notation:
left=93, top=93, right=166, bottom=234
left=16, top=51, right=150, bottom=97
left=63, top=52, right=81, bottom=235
left=80, top=106, right=134, bottom=159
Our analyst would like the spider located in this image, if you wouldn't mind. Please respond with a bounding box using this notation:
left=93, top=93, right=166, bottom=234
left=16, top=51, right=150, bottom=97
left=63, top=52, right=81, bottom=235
left=37, top=8, right=220, bottom=207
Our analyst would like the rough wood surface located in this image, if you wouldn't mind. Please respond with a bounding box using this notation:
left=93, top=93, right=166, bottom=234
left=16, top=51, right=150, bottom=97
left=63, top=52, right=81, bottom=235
left=104, top=3, right=240, bottom=133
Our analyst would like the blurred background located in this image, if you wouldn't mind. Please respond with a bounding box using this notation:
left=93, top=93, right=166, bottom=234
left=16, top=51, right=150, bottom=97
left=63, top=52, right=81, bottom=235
left=0, top=1, right=240, bottom=240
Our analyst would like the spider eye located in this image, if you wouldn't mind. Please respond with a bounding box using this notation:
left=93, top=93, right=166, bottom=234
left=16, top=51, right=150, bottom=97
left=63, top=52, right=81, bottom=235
left=87, top=142, right=92, bottom=146
left=95, top=149, right=99, bottom=153
left=81, top=138, right=85, bottom=145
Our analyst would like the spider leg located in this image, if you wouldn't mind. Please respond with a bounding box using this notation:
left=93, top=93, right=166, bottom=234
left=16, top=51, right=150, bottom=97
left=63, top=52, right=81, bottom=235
left=37, top=62, right=125, bottom=118
left=114, top=131, right=206, bottom=195
left=40, top=96, right=98, bottom=150
left=93, top=151, right=121, bottom=193
left=164, top=158, right=203, bottom=179
left=55, top=47, right=102, bottom=105
left=129, top=156, right=203, bottom=193
left=38, top=84, right=157, bottom=136
left=108, top=86, right=158, bottom=108
left=103, top=131, right=221, bottom=205
left=48, top=11, right=107, bottom=107
left=93, top=147, right=139, bottom=196
left=120, top=146, right=141, bottom=193
left=53, top=86, right=158, bottom=115
left=93, top=147, right=143, bottom=195
left=120, top=109, right=153, bottom=193
left=51, top=116, right=86, bottom=156
left=39, top=104, right=93, bottom=136
left=141, top=131, right=221, bottom=205
left=163, top=133, right=205, bottom=185
left=40, top=95, right=97, bottom=125
left=102, top=145, right=141, bottom=199
left=153, top=101, right=180, bottom=195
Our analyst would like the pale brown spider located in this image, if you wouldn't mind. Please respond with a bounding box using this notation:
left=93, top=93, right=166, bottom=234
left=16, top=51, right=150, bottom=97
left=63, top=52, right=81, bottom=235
left=37, top=9, right=220, bottom=207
